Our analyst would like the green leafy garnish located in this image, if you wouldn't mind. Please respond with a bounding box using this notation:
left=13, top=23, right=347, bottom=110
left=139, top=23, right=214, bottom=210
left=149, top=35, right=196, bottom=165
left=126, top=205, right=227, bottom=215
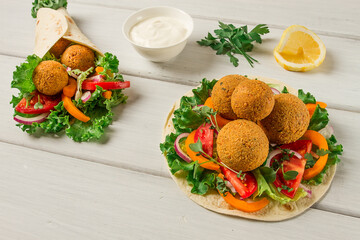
left=283, top=170, right=298, bottom=181
left=197, top=22, right=269, bottom=67
left=31, top=0, right=68, bottom=18
left=11, top=55, right=41, bottom=94
left=281, top=86, right=289, bottom=93
left=304, top=153, right=316, bottom=169
left=95, top=52, right=120, bottom=80
left=298, top=89, right=316, bottom=104
left=259, top=166, right=276, bottom=183
left=308, top=105, right=329, bottom=131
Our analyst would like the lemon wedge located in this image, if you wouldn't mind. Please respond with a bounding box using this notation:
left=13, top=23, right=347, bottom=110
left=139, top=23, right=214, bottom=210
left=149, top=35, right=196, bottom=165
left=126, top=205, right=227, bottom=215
left=274, top=25, right=326, bottom=72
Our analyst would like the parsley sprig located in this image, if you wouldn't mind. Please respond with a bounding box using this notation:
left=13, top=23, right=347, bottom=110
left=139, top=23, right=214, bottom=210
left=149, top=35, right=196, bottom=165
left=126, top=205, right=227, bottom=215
left=197, top=22, right=270, bottom=67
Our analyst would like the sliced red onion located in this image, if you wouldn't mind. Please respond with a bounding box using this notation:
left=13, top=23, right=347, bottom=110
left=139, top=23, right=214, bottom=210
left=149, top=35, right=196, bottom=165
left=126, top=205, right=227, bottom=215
left=300, top=184, right=312, bottom=198
left=318, top=124, right=334, bottom=139
left=81, top=91, right=92, bottom=102
left=225, top=180, right=237, bottom=194
left=87, top=74, right=104, bottom=82
left=271, top=87, right=280, bottom=95
left=14, top=112, right=49, bottom=125
left=174, top=133, right=192, bottom=163
left=270, top=143, right=277, bottom=147
left=265, top=149, right=302, bottom=167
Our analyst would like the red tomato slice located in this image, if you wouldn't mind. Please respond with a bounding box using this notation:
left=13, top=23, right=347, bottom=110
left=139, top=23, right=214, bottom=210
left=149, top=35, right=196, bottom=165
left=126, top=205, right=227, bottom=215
left=280, top=140, right=312, bottom=157
left=15, top=91, right=61, bottom=114
left=82, top=80, right=130, bottom=91
left=194, top=123, right=214, bottom=157
left=220, top=166, right=257, bottom=199
left=273, top=156, right=306, bottom=198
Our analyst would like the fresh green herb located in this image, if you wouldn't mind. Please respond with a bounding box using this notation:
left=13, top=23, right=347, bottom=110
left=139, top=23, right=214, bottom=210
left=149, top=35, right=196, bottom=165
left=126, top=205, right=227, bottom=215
left=298, top=89, right=316, bottom=104
left=237, top=170, right=246, bottom=181
left=216, top=177, right=230, bottom=196
left=280, top=185, right=293, bottom=192
left=95, top=52, right=122, bottom=80
left=308, top=105, right=329, bottom=131
left=259, top=166, right=276, bottom=183
left=189, top=139, right=203, bottom=153
left=24, top=92, right=34, bottom=108
left=316, top=149, right=331, bottom=156
left=33, top=94, right=43, bottom=109
left=281, top=86, right=289, bottom=93
left=31, top=0, right=68, bottom=18
left=283, top=170, right=298, bottom=181
left=305, top=153, right=316, bottom=169
left=197, top=22, right=269, bottom=67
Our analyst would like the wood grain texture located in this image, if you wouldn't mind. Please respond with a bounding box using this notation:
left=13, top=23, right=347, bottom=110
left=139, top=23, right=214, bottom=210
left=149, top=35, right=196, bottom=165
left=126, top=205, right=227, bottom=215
left=1, top=2, right=360, bottom=111
left=72, top=0, right=360, bottom=39
left=2, top=54, right=359, bottom=217
left=0, top=142, right=359, bottom=240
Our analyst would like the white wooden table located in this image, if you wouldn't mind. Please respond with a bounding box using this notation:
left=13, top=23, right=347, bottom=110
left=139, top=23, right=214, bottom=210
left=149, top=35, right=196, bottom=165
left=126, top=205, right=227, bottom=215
left=1, top=0, right=359, bottom=239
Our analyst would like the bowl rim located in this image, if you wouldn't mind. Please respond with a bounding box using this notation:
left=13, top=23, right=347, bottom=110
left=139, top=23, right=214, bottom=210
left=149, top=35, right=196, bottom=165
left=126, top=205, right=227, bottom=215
left=122, top=6, right=194, bottom=49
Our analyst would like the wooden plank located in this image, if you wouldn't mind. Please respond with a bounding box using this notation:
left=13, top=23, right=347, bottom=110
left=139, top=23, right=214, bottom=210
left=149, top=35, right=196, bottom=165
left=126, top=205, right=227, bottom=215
left=0, top=142, right=359, bottom=239
left=2, top=55, right=359, bottom=217
left=74, top=0, right=360, bottom=39
left=1, top=3, right=359, bottom=111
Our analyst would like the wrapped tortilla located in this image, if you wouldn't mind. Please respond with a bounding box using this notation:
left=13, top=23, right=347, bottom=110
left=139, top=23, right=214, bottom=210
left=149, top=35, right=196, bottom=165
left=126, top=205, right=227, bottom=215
left=34, top=7, right=103, bottom=58
left=161, top=76, right=336, bottom=221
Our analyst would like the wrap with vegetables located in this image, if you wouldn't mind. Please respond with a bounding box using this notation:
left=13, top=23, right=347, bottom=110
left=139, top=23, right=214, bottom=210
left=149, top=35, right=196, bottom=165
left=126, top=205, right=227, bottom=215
left=160, top=76, right=343, bottom=221
left=10, top=1, right=130, bottom=142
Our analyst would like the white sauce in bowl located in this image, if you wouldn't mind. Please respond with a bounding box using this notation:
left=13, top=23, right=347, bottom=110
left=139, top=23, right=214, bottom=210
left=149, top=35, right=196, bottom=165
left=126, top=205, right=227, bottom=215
left=129, top=16, right=188, bottom=48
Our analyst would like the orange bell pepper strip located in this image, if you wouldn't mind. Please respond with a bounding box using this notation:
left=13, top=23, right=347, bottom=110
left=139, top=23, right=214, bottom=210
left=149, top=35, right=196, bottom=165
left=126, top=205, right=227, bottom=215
left=204, top=97, right=232, bottom=128
left=102, top=91, right=112, bottom=99
left=62, top=77, right=77, bottom=97
left=302, top=130, right=329, bottom=180
left=185, top=130, right=220, bottom=171
left=217, top=174, right=269, bottom=213
left=95, top=66, right=104, bottom=74
left=306, top=102, right=327, bottom=118
left=62, top=94, right=90, bottom=123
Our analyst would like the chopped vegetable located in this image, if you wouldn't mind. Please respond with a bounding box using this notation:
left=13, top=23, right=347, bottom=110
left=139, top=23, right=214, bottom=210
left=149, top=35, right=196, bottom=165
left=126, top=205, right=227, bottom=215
left=174, top=133, right=192, bottom=163
left=63, top=77, right=77, bottom=97
left=217, top=174, right=269, bottom=212
left=82, top=81, right=130, bottom=91
left=14, top=112, right=49, bottom=125
left=62, top=94, right=90, bottom=122
left=185, top=130, right=219, bottom=170
left=15, top=91, right=61, bottom=114
left=102, top=91, right=112, bottom=99
left=302, top=130, right=329, bottom=180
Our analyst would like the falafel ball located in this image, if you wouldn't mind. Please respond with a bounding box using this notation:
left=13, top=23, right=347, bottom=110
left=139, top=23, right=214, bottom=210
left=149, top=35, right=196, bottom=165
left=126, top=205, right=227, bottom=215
left=32, top=60, right=68, bottom=95
left=61, top=44, right=95, bottom=71
left=212, top=74, right=248, bottom=120
left=217, top=119, right=269, bottom=172
left=231, top=79, right=275, bottom=121
left=259, top=93, right=310, bottom=144
left=49, top=38, right=71, bottom=58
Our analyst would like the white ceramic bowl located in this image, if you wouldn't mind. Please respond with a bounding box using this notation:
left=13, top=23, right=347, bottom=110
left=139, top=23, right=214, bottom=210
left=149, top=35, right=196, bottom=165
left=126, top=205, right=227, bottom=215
left=122, top=6, right=194, bottom=62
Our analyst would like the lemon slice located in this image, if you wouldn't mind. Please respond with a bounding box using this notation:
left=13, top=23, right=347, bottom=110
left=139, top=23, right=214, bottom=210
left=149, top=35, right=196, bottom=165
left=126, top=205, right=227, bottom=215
left=274, top=25, right=326, bottom=72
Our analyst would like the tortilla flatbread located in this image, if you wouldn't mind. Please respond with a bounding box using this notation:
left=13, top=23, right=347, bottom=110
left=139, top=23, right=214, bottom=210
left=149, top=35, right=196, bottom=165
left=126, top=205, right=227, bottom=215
left=161, top=76, right=336, bottom=221
left=34, top=8, right=103, bottom=58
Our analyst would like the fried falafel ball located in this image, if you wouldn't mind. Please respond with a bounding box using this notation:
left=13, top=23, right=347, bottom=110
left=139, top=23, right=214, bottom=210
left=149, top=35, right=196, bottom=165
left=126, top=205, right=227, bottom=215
left=231, top=79, right=275, bottom=121
left=49, top=38, right=71, bottom=58
left=212, top=74, right=248, bottom=120
left=61, top=44, right=95, bottom=71
left=217, top=119, right=269, bottom=172
left=32, top=60, right=68, bottom=95
left=259, top=93, right=310, bottom=144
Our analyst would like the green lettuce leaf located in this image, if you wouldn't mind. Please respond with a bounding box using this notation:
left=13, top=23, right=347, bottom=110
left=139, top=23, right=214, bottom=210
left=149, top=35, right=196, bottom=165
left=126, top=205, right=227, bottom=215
left=308, top=105, right=329, bottom=131
left=31, top=0, right=68, bottom=18
left=172, top=78, right=216, bottom=133
left=253, top=169, right=307, bottom=204
left=160, top=132, right=217, bottom=195
left=11, top=55, right=41, bottom=94
left=298, top=89, right=316, bottom=104
left=38, top=102, right=69, bottom=133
